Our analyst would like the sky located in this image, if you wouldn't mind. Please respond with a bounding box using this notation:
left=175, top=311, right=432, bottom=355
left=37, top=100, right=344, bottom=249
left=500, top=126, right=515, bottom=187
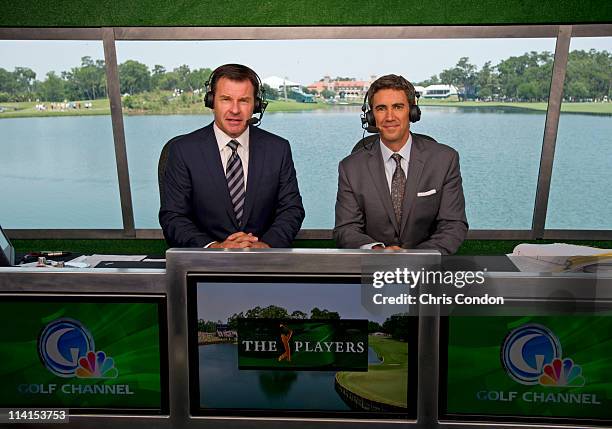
left=0, top=37, right=610, bottom=86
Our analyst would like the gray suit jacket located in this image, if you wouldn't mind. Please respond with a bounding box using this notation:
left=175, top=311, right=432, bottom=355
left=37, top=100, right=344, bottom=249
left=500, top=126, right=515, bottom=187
left=333, top=133, right=468, bottom=255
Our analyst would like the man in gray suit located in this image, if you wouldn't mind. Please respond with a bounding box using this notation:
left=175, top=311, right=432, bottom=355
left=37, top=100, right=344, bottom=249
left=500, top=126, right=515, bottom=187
left=334, top=75, right=468, bottom=255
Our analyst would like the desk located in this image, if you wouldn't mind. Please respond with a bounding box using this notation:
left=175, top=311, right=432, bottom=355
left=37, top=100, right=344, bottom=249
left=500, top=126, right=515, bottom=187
left=17, top=252, right=166, bottom=269
left=1, top=249, right=609, bottom=429
left=16, top=252, right=520, bottom=272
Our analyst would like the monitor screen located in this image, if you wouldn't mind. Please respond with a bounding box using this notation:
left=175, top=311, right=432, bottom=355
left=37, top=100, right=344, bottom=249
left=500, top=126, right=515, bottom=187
left=188, top=275, right=417, bottom=419
left=441, top=315, right=612, bottom=424
left=0, top=224, right=14, bottom=266
left=0, top=296, right=168, bottom=413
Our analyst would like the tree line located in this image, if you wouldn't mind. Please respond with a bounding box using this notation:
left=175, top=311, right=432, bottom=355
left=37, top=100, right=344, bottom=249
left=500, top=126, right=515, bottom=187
left=416, top=49, right=611, bottom=101
left=1, top=49, right=610, bottom=103
left=197, top=305, right=342, bottom=332
left=198, top=304, right=410, bottom=341
left=0, top=56, right=214, bottom=102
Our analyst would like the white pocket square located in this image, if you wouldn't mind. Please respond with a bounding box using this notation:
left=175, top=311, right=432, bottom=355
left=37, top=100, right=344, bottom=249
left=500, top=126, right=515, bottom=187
left=417, top=189, right=436, bottom=197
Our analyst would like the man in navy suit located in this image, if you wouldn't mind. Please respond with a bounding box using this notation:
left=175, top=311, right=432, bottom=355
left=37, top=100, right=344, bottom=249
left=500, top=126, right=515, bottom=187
left=159, top=64, right=305, bottom=248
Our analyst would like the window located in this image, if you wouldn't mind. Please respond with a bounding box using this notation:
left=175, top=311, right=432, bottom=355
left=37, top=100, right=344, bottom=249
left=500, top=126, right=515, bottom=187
left=546, top=36, right=612, bottom=230
left=116, top=38, right=556, bottom=229
left=0, top=40, right=122, bottom=228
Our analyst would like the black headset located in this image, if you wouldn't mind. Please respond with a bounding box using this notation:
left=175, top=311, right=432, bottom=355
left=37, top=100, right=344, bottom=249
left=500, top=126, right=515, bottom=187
left=204, top=64, right=268, bottom=125
left=361, top=75, right=421, bottom=132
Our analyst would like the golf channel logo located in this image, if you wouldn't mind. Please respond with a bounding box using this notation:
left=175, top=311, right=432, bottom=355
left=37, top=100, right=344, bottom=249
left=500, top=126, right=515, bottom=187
left=501, top=324, right=585, bottom=387
left=38, top=318, right=118, bottom=379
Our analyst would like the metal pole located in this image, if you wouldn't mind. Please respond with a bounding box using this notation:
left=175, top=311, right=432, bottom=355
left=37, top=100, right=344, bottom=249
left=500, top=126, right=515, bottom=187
left=531, top=25, right=572, bottom=239
left=102, top=27, right=136, bottom=237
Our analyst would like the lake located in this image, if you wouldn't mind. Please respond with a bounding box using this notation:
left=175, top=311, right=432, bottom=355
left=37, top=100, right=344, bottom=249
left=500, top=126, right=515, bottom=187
left=198, top=342, right=381, bottom=410
left=0, top=106, right=610, bottom=230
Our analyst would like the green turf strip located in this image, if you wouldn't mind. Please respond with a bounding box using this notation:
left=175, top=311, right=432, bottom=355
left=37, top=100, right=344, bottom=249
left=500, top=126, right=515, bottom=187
left=12, top=239, right=168, bottom=257
left=0, top=0, right=610, bottom=27
left=12, top=239, right=612, bottom=256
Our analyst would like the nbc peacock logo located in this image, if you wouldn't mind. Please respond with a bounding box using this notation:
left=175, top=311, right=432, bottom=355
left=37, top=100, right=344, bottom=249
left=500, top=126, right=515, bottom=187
left=501, top=324, right=585, bottom=387
left=38, top=318, right=118, bottom=379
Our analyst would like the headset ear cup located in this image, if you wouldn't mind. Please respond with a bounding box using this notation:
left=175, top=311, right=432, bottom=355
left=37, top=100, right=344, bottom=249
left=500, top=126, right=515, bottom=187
left=410, top=104, right=421, bottom=123
left=204, top=92, right=214, bottom=109
left=253, top=97, right=262, bottom=114
left=253, top=73, right=267, bottom=116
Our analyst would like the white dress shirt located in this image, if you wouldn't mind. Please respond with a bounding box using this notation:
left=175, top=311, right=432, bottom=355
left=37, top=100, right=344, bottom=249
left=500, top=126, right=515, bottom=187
left=213, top=122, right=250, bottom=188
left=379, top=134, right=412, bottom=193
left=360, top=134, right=413, bottom=249
left=205, top=123, right=250, bottom=248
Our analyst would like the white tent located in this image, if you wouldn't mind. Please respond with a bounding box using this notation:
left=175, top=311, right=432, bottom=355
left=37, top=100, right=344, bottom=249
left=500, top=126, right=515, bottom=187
left=262, top=76, right=301, bottom=91
left=423, top=84, right=459, bottom=98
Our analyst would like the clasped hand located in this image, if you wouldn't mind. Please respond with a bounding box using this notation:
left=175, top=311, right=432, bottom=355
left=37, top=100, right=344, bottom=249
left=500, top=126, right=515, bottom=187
left=209, top=232, right=270, bottom=249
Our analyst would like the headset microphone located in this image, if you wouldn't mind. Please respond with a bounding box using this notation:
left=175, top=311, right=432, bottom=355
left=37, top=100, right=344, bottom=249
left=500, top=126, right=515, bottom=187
left=362, top=123, right=379, bottom=133
left=367, top=125, right=379, bottom=133
left=360, top=94, right=377, bottom=133
left=248, top=98, right=268, bottom=125
left=247, top=115, right=261, bottom=126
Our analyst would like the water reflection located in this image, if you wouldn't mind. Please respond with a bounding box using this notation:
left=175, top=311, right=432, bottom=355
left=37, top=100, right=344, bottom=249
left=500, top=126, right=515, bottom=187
left=258, top=372, right=298, bottom=398
left=199, top=343, right=350, bottom=410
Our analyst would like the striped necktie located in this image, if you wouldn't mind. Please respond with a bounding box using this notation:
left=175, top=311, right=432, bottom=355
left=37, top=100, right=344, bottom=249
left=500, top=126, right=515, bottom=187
left=226, top=139, right=245, bottom=226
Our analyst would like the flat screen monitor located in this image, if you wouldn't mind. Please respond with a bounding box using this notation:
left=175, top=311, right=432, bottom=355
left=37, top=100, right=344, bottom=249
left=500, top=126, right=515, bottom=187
left=0, top=224, right=14, bottom=266
left=440, top=315, right=612, bottom=425
left=0, top=296, right=168, bottom=413
left=188, top=275, right=418, bottom=419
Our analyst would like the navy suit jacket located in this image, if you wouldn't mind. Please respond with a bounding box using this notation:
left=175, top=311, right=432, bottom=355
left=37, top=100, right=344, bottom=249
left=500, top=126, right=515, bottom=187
left=159, top=123, right=305, bottom=248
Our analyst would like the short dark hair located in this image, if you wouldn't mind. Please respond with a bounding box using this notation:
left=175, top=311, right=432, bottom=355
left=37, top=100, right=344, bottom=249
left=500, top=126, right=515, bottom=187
left=209, top=63, right=260, bottom=98
left=367, top=74, right=416, bottom=109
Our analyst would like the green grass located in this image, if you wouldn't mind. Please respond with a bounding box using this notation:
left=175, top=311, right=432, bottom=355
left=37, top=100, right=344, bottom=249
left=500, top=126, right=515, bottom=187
left=4, top=98, right=611, bottom=119
left=555, top=103, right=612, bottom=114
left=0, top=97, right=330, bottom=119
left=0, top=99, right=110, bottom=118
left=368, top=335, right=407, bottom=365
left=420, top=100, right=612, bottom=115
left=336, top=335, right=408, bottom=407
left=265, top=99, right=330, bottom=112
left=455, top=239, right=612, bottom=255
left=1, top=0, right=609, bottom=27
